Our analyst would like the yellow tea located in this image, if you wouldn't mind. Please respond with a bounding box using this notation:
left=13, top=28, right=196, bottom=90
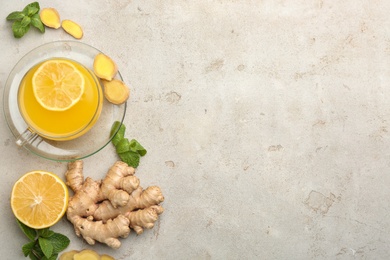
left=18, top=58, right=103, bottom=141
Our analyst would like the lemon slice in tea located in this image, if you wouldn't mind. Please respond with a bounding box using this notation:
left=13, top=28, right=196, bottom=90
left=11, top=170, right=69, bottom=229
left=32, top=59, right=85, bottom=111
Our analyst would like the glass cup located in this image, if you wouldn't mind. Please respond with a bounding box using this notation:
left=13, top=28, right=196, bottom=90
left=16, top=58, right=103, bottom=145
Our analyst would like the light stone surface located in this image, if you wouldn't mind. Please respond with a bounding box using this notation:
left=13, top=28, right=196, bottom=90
left=1, top=0, right=390, bottom=259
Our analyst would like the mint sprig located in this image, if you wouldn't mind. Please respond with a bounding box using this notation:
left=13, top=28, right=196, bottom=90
left=6, top=2, right=45, bottom=38
left=110, top=121, right=147, bottom=168
left=16, top=219, right=70, bottom=260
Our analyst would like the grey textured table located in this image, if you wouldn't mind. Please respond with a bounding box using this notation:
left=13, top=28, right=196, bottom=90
left=1, top=1, right=390, bottom=259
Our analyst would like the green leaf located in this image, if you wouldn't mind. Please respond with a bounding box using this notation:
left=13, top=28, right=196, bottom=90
left=29, top=252, right=40, bottom=260
left=16, top=219, right=36, bottom=241
left=38, top=237, right=53, bottom=259
left=116, top=138, right=130, bottom=153
left=129, top=139, right=147, bottom=156
left=21, top=15, right=31, bottom=27
left=111, top=121, right=125, bottom=146
left=46, top=254, right=58, bottom=260
left=22, top=241, right=35, bottom=257
left=31, top=14, right=44, bottom=33
left=38, top=228, right=54, bottom=238
left=23, top=2, right=40, bottom=16
left=48, top=233, right=70, bottom=253
left=119, top=150, right=140, bottom=168
left=29, top=242, right=45, bottom=260
left=12, top=20, right=30, bottom=38
left=6, top=11, right=25, bottom=21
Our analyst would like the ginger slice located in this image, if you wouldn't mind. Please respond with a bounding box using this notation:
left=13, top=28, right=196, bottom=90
left=40, top=8, right=61, bottom=29
left=93, top=53, right=118, bottom=81
left=101, top=255, right=115, bottom=260
left=73, top=249, right=100, bottom=260
left=59, top=250, right=79, bottom=260
left=62, top=19, right=83, bottom=39
left=103, top=79, right=130, bottom=105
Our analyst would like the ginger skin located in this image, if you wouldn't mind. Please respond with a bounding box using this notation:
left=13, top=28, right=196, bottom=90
left=65, top=160, right=164, bottom=249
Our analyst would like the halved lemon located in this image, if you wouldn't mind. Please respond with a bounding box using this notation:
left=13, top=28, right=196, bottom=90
left=32, top=59, right=85, bottom=111
left=11, top=170, right=69, bottom=229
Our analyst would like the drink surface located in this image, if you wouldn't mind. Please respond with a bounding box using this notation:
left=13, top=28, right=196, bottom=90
left=18, top=58, right=103, bottom=141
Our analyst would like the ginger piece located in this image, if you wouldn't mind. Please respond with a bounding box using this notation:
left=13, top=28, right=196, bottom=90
left=101, top=255, right=115, bottom=260
left=62, top=19, right=83, bottom=39
left=73, top=249, right=100, bottom=260
left=40, top=8, right=61, bottom=29
left=60, top=249, right=115, bottom=260
left=103, top=79, right=130, bottom=105
left=59, top=250, right=79, bottom=260
left=65, top=160, right=164, bottom=249
left=93, top=53, right=118, bottom=81
left=100, top=161, right=138, bottom=208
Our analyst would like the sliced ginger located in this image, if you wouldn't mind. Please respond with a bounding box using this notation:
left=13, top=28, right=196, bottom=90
left=60, top=249, right=115, bottom=260
left=73, top=249, right=100, bottom=260
left=103, top=79, right=130, bottom=104
left=93, top=53, right=118, bottom=81
left=101, top=255, right=115, bottom=260
left=40, top=8, right=61, bottom=29
left=62, top=19, right=83, bottom=39
left=59, top=250, right=79, bottom=260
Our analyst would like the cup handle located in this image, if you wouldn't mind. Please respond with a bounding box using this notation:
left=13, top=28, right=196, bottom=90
left=16, top=128, right=41, bottom=147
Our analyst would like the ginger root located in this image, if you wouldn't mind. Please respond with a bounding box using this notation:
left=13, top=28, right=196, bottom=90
left=40, top=8, right=61, bottom=29
left=103, top=79, right=130, bottom=105
left=93, top=53, right=118, bottom=81
left=65, top=160, right=164, bottom=249
left=62, top=19, right=83, bottom=39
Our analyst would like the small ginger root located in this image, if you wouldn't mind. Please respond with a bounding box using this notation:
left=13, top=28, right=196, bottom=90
left=40, top=8, right=61, bottom=29
left=62, top=19, right=83, bottom=39
left=103, top=79, right=130, bottom=105
left=93, top=53, right=118, bottom=81
left=65, top=160, right=164, bottom=249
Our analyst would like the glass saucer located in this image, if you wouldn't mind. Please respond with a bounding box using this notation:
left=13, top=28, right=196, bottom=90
left=3, top=40, right=126, bottom=161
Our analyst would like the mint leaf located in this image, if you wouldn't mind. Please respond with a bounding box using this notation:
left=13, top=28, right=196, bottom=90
left=22, top=241, right=35, bottom=257
left=12, top=20, right=30, bottom=38
left=46, top=254, right=58, bottom=260
left=129, top=139, right=147, bottom=156
left=23, top=2, right=40, bottom=16
left=111, top=121, right=125, bottom=146
left=6, top=11, right=24, bottom=21
left=38, top=237, right=53, bottom=259
left=38, top=228, right=54, bottom=238
left=116, top=138, right=130, bottom=153
left=29, top=248, right=45, bottom=260
left=49, top=233, right=70, bottom=253
left=119, top=150, right=140, bottom=168
left=16, top=219, right=36, bottom=241
left=7, top=2, right=44, bottom=38
left=21, top=15, right=31, bottom=27
left=31, top=14, right=44, bottom=33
